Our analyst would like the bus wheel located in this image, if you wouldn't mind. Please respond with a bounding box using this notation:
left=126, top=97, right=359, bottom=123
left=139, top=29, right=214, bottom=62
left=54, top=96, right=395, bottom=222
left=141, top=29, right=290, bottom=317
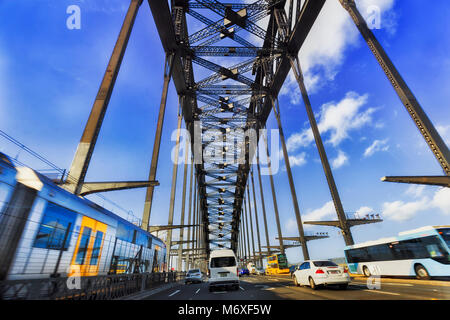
left=363, top=266, right=371, bottom=277
left=415, top=264, right=430, bottom=280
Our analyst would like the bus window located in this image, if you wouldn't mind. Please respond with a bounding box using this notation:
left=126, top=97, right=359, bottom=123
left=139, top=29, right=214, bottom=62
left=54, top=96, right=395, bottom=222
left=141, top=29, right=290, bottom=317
left=438, top=229, right=450, bottom=248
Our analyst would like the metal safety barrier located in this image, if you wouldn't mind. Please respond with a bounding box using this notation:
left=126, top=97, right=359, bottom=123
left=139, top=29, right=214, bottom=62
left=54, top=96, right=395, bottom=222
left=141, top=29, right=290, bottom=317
left=0, top=271, right=185, bottom=300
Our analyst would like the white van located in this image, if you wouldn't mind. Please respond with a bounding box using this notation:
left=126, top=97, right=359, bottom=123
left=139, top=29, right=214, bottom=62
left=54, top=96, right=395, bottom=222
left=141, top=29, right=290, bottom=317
left=208, top=249, right=239, bottom=292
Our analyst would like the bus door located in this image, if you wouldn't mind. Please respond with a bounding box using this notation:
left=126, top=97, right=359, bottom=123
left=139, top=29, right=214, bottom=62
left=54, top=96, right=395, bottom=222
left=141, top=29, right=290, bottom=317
left=70, top=216, right=107, bottom=277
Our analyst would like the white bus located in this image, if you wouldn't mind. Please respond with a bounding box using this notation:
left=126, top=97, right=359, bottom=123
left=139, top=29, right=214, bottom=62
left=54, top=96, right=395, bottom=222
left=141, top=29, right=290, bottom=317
left=344, top=226, right=450, bottom=279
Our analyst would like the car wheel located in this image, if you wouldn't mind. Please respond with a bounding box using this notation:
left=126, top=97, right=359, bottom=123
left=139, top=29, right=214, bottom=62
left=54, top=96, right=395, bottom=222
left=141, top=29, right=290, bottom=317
left=339, top=283, right=348, bottom=290
left=415, top=264, right=431, bottom=280
left=363, top=266, right=371, bottom=277
left=309, top=277, right=317, bottom=290
left=293, top=276, right=299, bottom=287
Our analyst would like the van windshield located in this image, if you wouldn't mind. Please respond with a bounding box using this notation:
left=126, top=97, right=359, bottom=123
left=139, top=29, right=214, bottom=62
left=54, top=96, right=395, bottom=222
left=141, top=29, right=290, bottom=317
left=210, top=257, right=236, bottom=268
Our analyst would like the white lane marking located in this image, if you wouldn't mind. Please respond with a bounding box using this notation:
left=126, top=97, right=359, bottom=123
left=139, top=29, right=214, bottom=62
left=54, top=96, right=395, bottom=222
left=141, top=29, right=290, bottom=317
left=363, top=289, right=401, bottom=296
left=213, top=291, right=227, bottom=294
left=168, top=290, right=180, bottom=297
left=239, top=286, right=245, bottom=291
left=267, top=278, right=279, bottom=281
left=195, top=289, right=201, bottom=294
left=383, top=283, right=414, bottom=287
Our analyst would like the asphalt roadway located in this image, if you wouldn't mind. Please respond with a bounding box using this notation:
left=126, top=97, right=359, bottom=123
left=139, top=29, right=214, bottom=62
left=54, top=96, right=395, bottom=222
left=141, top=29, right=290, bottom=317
left=142, top=274, right=450, bottom=300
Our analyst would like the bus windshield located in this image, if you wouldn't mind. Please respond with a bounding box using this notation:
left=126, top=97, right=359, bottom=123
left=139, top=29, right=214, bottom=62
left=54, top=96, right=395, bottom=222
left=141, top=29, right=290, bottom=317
left=277, top=254, right=288, bottom=269
left=438, top=228, right=450, bottom=248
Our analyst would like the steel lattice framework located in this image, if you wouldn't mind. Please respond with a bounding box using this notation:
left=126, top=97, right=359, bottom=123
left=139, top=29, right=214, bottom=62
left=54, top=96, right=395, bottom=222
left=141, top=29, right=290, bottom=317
left=60, top=0, right=450, bottom=269
left=148, top=0, right=326, bottom=256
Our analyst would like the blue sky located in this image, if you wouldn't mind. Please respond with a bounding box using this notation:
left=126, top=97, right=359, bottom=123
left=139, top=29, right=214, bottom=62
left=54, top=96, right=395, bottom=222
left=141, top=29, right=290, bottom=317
left=0, top=0, right=449, bottom=265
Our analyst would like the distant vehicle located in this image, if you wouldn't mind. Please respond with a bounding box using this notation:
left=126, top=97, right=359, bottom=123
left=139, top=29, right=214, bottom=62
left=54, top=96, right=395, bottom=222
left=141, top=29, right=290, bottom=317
left=255, top=267, right=265, bottom=275
left=293, top=260, right=350, bottom=290
left=247, top=262, right=256, bottom=274
left=289, top=265, right=299, bottom=278
left=239, top=268, right=250, bottom=276
left=344, top=226, right=450, bottom=279
left=208, top=249, right=239, bottom=292
left=265, top=254, right=290, bottom=275
left=185, top=268, right=202, bottom=284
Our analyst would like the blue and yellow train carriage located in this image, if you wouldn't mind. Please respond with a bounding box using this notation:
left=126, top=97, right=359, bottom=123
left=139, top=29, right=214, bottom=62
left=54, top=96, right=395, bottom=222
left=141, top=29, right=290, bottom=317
left=0, top=152, right=166, bottom=281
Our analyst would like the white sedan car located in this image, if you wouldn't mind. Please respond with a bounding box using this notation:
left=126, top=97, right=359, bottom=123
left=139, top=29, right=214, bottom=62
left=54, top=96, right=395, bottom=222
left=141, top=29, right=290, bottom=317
left=293, top=260, right=350, bottom=290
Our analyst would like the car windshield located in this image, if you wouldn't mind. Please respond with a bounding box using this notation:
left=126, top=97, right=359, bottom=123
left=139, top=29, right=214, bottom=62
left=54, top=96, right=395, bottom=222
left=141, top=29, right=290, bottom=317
left=188, top=269, right=200, bottom=274
left=210, top=256, right=236, bottom=268
left=313, top=261, right=338, bottom=267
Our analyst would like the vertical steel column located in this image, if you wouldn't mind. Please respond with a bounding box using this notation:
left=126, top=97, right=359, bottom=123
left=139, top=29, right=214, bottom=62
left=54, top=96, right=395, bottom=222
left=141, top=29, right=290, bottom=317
left=66, top=0, right=143, bottom=194
left=262, top=130, right=285, bottom=254
left=189, top=175, right=197, bottom=269
left=339, top=0, right=450, bottom=175
left=177, top=136, right=189, bottom=271
left=246, top=185, right=256, bottom=263
left=141, top=52, right=176, bottom=230
left=165, top=107, right=183, bottom=270
left=241, top=208, right=248, bottom=262
left=185, top=158, right=194, bottom=270
left=250, top=167, right=263, bottom=266
left=243, top=198, right=252, bottom=262
left=289, top=57, right=354, bottom=246
left=256, top=147, right=271, bottom=256
left=195, top=191, right=200, bottom=266
left=271, top=97, right=310, bottom=260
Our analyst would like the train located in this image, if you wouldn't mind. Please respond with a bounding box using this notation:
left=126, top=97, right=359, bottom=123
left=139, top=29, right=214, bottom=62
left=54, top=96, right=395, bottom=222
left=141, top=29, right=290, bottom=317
left=0, top=152, right=167, bottom=281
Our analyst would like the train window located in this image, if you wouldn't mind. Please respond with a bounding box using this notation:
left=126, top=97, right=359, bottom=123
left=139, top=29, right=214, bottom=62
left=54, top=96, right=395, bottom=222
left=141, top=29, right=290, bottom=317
left=33, top=202, right=77, bottom=250
left=135, top=231, right=149, bottom=247
left=116, top=222, right=134, bottom=242
left=132, top=230, right=137, bottom=244
left=89, top=231, right=104, bottom=266
left=147, top=236, right=152, bottom=249
left=75, top=227, right=92, bottom=265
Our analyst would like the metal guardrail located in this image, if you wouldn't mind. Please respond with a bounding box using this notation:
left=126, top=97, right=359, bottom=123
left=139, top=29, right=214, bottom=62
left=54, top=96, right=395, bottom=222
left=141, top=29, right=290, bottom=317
left=0, top=272, right=185, bottom=300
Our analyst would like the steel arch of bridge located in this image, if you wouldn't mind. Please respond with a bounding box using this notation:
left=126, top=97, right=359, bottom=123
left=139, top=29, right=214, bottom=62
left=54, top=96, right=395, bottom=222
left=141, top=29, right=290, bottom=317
left=148, top=0, right=325, bottom=256
left=63, top=0, right=450, bottom=268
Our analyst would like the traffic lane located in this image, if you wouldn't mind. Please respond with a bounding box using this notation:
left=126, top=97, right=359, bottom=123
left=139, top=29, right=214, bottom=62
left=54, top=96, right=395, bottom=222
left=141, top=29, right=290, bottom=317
left=269, top=274, right=449, bottom=300
left=351, top=278, right=450, bottom=300
left=143, top=275, right=449, bottom=300
left=144, top=275, right=325, bottom=300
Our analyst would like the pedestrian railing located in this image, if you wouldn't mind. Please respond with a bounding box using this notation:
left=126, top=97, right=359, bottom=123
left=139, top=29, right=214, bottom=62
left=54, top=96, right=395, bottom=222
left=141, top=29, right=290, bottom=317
left=0, top=271, right=185, bottom=300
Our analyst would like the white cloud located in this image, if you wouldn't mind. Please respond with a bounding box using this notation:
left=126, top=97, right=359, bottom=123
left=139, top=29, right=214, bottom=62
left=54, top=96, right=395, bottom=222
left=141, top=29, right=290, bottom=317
left=288, top=152, right=307, bottom=168
left=382, top=197, right=429, bottom=222
left=304, top=201, right=336, bottom=221
left=280, top=0, right=397, bottom=97
left=382, top=187, right=450, bottom=222
left=285, top=218, right=297, bottom=233
left=432, top=188, right=450, bottom=215
left=286, top=129, right=313, bottom=152
left=404, top=185, right=426, bottom=198
left=331, top=150, right=349, bottom=169
left=356, top=206, right=375, bottom=218
left=363, top=139, right=390, bottom=157
left=286, top=92, right=376, bottom=153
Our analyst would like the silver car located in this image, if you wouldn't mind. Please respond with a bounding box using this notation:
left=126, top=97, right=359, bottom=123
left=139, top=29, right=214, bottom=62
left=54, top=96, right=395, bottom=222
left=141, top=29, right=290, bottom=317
left=185, top=269, right=203, bottom=284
